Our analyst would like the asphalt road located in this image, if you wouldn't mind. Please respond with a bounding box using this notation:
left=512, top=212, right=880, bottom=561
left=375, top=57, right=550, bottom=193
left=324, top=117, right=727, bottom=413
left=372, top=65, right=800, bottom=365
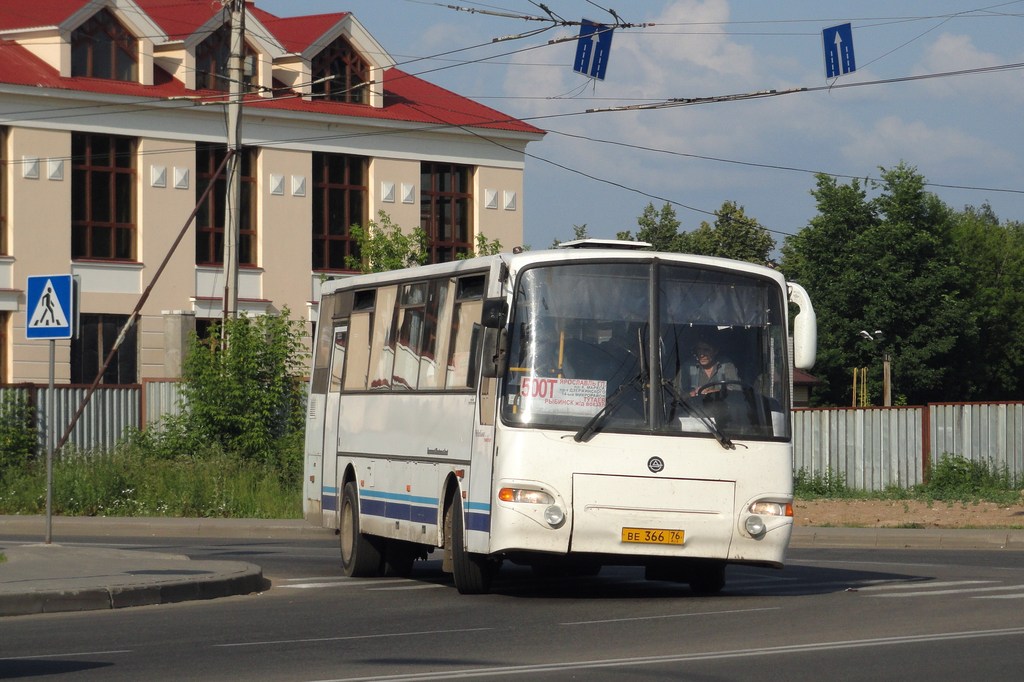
left=2, top=536, right=1023, bottom=681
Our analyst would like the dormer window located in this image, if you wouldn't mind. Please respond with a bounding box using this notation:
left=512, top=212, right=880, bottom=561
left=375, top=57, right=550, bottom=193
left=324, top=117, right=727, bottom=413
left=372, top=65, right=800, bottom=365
left=311, top=36, right=369, bottom=105
left=195, top=24, right=257, bottom=92
left=71, top=9, right=138, bottom=81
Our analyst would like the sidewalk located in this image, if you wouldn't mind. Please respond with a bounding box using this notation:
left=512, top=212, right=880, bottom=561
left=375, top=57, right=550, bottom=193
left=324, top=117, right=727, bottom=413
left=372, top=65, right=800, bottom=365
left=2, top=515, right=1023, bottom=618
left=0, top=516, right=333, bottom=618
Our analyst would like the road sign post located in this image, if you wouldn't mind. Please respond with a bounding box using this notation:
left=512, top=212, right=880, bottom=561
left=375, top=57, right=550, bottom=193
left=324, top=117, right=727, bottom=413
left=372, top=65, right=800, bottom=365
left=26, top=274, right=76, bottom=544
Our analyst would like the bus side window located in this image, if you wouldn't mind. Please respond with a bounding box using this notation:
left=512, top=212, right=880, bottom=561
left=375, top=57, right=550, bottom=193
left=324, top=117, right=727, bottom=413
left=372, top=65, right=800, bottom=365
left=393, top=282, right=427, bottom=390
left=329, top=324, right=348, bottom=393
left=446, top=275, right=485, bottom=389
left=368, top=285, right=399, bottom=390
left=418, top=279, right=450, bottom=390
left=310, top=292, right=338, bottom=395
left=344, top=311, right=372, bottom=391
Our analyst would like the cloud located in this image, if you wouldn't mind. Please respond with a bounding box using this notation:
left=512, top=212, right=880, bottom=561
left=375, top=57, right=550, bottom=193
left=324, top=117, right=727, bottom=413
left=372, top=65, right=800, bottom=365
left=839, top=115, right=1014, bottom=172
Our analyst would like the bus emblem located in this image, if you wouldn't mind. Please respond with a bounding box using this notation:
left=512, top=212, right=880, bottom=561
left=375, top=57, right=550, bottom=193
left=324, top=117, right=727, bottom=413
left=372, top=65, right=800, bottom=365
left=647, top=457, right=665, bottom=473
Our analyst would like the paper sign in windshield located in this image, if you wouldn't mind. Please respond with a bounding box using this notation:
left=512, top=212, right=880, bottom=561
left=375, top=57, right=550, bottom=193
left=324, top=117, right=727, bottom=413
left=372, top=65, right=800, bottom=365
left=519, top=377, right=606, bottom=416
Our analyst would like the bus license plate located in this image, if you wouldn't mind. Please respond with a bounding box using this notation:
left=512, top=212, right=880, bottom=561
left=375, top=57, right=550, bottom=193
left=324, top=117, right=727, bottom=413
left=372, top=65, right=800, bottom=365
left=621, top=528, right=684, bottom=545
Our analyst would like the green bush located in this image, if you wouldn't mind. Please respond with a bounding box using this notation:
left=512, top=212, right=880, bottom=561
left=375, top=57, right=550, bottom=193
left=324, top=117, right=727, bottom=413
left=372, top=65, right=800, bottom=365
left=179, top=309, right=308, bottom=469
left=918, top=454, right=1020, bottom=504
left=794, top=467, right=852, bottom=498
left=0, top=393, right=38, bottom=472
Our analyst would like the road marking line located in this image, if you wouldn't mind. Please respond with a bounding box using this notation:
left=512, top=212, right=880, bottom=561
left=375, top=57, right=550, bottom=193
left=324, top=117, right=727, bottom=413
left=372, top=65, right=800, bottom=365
left=213, top=627, right=491, bottom=649
left=870, top=584, right=1024, bottom=597
left=0, top=650, right=132, bottom=661
left=560, top=607, right=780, bottom=626
left=857, top=580, right=996, bottom=591
left=305, top=627, right=1024, bottom=681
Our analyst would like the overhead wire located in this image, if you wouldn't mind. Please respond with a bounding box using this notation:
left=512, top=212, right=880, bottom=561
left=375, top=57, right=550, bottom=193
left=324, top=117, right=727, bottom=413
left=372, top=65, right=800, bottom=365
left=2, top=1, right=1022, bottom=234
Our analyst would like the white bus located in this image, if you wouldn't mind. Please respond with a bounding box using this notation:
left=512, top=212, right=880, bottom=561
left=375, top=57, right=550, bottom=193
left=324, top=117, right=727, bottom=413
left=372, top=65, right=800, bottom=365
left=303, top=241, right=816, bottom=594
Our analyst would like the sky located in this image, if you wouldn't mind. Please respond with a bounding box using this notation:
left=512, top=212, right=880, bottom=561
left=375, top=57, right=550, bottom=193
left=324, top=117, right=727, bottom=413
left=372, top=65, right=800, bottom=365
left=258, top=0, right=1024, bottom=251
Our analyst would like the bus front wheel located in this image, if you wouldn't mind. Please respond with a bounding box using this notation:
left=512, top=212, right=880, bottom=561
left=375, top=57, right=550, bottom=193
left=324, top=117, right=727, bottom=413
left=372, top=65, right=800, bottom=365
left=340, top=481, right=382, bottom=577
left=447, top=494, right=496, bottom=594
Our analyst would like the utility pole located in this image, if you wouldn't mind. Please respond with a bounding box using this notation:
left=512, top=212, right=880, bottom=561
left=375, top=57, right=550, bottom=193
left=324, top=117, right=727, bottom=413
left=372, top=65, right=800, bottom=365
left=222, top=0, right=245, bottom=322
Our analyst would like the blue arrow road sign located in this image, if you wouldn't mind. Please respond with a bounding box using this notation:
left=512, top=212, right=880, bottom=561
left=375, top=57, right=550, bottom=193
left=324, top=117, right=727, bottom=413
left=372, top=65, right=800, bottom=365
left=573, top=19, right=614, bottom=80
left=823, top=23, right=856, bottom=78
left=26, top=274, right=74, bottom=339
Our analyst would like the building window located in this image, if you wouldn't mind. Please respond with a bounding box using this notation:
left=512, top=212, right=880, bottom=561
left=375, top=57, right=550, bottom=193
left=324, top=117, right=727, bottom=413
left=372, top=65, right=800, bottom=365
left=312, top=153, right=365, bottom=271
left=196, top=143, right=256, bottom=266
left=421, top=162, right=473, bottom=263
left=71, top=133, right=136, bottom=261
left=310, top=36, right=369, bottom=104
left=71, top=9, right=138, bottom=81
left=71, top=314, right=137, bottom=384
left=195, top=23, right=256, bottom=92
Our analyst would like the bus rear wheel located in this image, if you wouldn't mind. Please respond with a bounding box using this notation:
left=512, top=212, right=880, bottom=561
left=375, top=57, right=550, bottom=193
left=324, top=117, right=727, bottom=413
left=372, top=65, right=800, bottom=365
left=447, top=494, right=496, bottom=594
left=340, top=481, right=383, bottom=577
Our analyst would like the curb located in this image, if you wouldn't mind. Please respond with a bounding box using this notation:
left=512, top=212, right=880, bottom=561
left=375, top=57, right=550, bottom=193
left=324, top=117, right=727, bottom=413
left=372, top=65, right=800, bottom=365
left=789, top=526, right=1024, bottom=551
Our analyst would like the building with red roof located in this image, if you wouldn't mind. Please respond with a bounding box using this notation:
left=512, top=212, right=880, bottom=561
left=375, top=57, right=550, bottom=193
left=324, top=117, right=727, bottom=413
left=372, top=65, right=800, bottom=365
left=0, top=0, right=544, bottom=384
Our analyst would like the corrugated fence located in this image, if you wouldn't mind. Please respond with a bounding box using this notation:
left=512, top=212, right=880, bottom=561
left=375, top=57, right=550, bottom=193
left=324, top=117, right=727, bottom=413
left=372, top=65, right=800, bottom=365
left=2, top=383, right=1022, bottom=492
left=794, top=403, right=1024, bottom=490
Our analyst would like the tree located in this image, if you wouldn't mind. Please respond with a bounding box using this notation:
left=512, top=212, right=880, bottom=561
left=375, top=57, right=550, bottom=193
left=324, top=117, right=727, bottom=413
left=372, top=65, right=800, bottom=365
left=180, top=310, right=308, bottom=467
left=457, top=233, right=503, bottom=259
left=781, top=174, right=877, bottom=404
left=552, top=224, right=590, bottom=247
left=781, top=163, right=969, bottom=405
left=346, top=210, right=428, bottom=273
left=618, top=202, right=683, bottom=250
left=678, top=200, right=775, bottom=265
left=949, top=204, right=1024, bottom=399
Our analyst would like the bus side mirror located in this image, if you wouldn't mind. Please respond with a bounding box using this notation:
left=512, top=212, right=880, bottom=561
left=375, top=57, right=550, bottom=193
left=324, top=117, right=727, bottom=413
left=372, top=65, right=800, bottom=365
left=481, top=298, right=507, bottom=329
left=481, top=328, right=508, bottom=378
left=788, top=282, right=817, bottom=370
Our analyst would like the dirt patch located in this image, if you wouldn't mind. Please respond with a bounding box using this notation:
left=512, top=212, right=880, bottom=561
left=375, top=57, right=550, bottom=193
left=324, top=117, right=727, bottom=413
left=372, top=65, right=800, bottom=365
left=795, top=498, right=1024, bottom=529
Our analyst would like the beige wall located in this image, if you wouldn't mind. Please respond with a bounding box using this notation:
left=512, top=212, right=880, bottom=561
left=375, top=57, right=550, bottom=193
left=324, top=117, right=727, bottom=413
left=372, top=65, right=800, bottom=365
left=3, top=131, right=530, bottom=384
left=475, top=166, right=526, bottom=252
left=259, top=147, right=312, bottom=320
left=9, top=127, right=72, bottom=383
left=135, top=138, right=202, bottom=378
left=370, top=157, right=420, bottom=231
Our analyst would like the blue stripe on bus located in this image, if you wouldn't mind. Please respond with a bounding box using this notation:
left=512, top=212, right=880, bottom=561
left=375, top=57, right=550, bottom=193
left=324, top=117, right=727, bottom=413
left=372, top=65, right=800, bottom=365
left=323, top=494, right=337, bottom=512
left=350, top=489, right=491, bottom=531
left=466, top=511, right=491, bottom=532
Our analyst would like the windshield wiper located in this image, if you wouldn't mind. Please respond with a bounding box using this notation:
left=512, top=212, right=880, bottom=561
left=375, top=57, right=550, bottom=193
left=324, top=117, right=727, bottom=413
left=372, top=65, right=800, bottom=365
left=661, top=380, right=735, bottom=450
left=573, top=368, right=644, bottom=443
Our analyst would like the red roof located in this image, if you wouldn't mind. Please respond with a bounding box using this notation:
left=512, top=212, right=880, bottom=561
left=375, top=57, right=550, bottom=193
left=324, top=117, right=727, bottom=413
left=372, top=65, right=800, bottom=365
left=0, top=1, right=78, bottom=30
left=0, top=1, right=542, bottom=136
left=255, top=12, right=348, bottom=54
left=133, top=0, right=224, bottom=40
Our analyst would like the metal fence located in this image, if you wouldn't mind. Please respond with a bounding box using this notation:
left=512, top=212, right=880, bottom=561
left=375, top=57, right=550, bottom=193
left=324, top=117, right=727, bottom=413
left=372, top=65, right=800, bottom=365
left=0, top=381, right=183, bottom=454
left=3, top=383, right=1022, bottom=492
left=794, top=402, right=1024, bottom=491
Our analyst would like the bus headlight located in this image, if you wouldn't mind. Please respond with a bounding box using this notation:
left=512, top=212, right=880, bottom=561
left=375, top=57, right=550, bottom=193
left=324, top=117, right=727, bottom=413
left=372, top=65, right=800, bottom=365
left=544, top=505, right=566, bottom=528
left=744, top=515, right=766, bottom=537
left=748, top=501, right=793, bottom=517
left=498, top=488, right=554, bottom=505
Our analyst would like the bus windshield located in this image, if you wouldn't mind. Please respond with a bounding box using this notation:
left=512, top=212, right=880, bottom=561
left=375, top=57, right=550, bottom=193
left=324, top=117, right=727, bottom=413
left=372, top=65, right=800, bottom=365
left=501, top=261, right=790, bottom=442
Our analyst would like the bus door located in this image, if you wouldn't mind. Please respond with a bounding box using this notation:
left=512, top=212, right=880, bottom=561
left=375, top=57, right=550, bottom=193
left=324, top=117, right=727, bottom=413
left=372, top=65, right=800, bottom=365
left=320, top=322, right=348, bottom=526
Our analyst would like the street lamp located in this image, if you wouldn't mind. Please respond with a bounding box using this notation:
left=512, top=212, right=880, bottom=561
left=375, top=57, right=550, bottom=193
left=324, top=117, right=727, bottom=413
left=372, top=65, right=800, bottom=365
left=858, top=329, right=891, bottom=406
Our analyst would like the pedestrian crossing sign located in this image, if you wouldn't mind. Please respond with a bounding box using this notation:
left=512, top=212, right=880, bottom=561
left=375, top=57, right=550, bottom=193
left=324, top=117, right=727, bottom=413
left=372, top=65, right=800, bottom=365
left=26, top=274, right=75, bottom=339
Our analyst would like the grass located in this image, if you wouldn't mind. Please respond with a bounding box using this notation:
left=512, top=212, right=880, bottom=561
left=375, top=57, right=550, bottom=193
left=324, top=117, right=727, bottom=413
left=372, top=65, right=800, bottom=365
left=0, top=445, right=301, bottom=519
left=794, top=454, right=1024, bottom=506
